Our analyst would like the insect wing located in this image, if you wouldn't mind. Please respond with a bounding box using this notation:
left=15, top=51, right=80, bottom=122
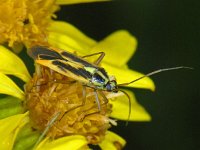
left=29, top=46, right=93, bottom=83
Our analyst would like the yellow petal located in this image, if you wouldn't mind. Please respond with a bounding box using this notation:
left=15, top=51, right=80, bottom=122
left=109, top=90, right=151, bottom=121
left=0, top=73, right=24, bottom=100
left=102, top=63, right=155, bottom=91
left=0, top=46, right=31, bottom=82
left=99, top=131, right=126, bottom=150
left=48, top=31, right=87, bottom=55
left=56, top=0, right=110, bottom=5
left=0, top=112, right=29, bottom=150
left=91, top=30, right=137, bottom=67
left=36, top=135, right=88, bottom=150
left=48, top=21, right=96, bottom=54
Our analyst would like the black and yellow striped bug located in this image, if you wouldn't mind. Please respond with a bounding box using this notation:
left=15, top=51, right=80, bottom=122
left=28, top=45, right=192, bottom=147
left=28, top=45, right=192, bottom=113
left=29, top=45, right=118, bottom=93
left=28, top=45, right=120, bottom=112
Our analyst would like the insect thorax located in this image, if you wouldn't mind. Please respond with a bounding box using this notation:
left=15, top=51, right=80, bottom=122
left=84, top=66, right=118, bottom=92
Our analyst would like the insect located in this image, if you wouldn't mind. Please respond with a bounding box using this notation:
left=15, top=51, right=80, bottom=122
left=29, top=45, right=192, bottom=148
left=29, top=45, right=118, bottom=92
left=28, top=45, right=192, bottom=112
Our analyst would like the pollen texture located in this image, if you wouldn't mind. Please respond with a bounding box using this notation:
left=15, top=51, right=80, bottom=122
left=0, top=0, right=59, bottom=48
left=24, top=65, right=112, bottom=144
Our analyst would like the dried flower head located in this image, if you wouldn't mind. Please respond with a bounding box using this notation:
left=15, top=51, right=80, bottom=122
left=0, top=0, right=59, bottom=48
left=25, top=64, right=114, bottom=144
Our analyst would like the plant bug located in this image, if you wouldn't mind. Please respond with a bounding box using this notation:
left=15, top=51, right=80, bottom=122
left=28, top=45, right=192, bottom=147
left=28, top=45, right=192, bottom=118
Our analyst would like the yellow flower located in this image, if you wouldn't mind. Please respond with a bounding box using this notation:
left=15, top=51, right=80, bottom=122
left=0, top=0, right=110, bottom=52
left=0, top=22, right=154, bottom=149
left=0, top=0, right=155, bottom=149
left=0, top=0, right=59, bottom=49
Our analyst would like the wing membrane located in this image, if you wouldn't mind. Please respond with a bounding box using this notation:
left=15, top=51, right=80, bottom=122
left=29, top=46, right=95, bottom=83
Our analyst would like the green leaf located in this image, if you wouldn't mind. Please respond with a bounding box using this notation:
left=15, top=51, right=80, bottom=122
left=0, top=96, right=24, bottom=119
left=0, top=46, right=31, bottom=82
left=13, top=124, right=40, bottom=150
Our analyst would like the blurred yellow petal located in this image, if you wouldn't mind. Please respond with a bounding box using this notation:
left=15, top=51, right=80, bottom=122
left=91, top=30, right=137, bottom=67
left=0, top=46, right=31, bottom=82
left=37, top=135, right=88, bottom=150
left=99, top=131, right=126, bottom=150
left=48, top=31, right=87, bottom=55
left=0, top=112, right=29, bottom=150
left=0, top=73, right=24, bottom=100
left=109, top=90, right=151, bottom=121
left=48, top=21, right=96, bottom=54
left=102, top=63, right=155, bottom=91
left=56, top=0, right=110, bottom=5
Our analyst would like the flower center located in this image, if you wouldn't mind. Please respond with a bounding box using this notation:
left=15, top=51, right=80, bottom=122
left=0, top=0, right=59, bottom=48
left=24, top=65, right=112, bottom=144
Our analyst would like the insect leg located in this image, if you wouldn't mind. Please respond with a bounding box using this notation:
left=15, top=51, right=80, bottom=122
left=26, top=80, right=76, bottom=94
left=58, top=85, right=87, bottom=122
left=94, top=90, right=101, bottom=111
left=98, top=90, right=108, bottom=105
left=59, top=88, right=105, bottom=123
left=88, top=90, right=109, bottom=114
left=33, top=112, right=61, bottom=149
left=119, top=90, right=131, bottom=126
left=81, top=90, right=109, bottom=120
left=75, top=88, right=106, bottom=121
left=81, top=85, right=87, bottom=106
left=82, top=52, right=105, bottom=65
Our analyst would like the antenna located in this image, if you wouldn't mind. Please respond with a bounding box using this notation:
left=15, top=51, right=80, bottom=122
left=118, top=66, right=193, bottom=86
left=119, top=90, right=131, bottom=126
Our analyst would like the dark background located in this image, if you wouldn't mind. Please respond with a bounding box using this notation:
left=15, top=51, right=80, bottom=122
left=56, top=0, right=199, bottom=149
